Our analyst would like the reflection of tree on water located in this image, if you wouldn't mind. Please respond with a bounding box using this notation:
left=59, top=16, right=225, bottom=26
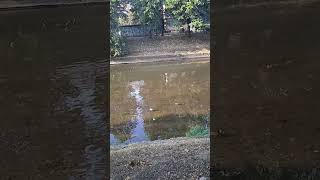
left=111, top=113, right=209, bottom=144
left=144, top=114, right=191, bottom=141
left=110, top=80, right=149, bottom=145
left=111, top=120, right=137, bottom=143
left=126, top=80, right=149, bottom=144
left=145, top=114, right=209, bottom=140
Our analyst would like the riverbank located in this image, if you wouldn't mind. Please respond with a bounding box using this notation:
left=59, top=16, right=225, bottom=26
left=110, top=55, right=209, bottom=65
left=110, top=137, right=210, bottom=180
left=110, top=33, right=210, bottom=65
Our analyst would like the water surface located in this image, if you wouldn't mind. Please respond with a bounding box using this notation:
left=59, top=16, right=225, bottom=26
left=110, top=61, right=210, bottom=145
left=212, top=1, right=320, bottom=172
left=0, top=5, right=108, bottom=179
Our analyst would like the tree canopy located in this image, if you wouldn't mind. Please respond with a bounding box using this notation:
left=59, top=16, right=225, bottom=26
left=110, top=0, right=128, bottom=57
left=165, top=0, right=210, bottom=31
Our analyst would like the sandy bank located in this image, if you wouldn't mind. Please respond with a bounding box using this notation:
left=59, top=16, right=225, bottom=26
left=111, top=137, right=210, bottom=180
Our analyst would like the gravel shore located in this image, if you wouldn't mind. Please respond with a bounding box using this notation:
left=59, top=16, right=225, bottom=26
left=111, top=137, right=210, bottom=180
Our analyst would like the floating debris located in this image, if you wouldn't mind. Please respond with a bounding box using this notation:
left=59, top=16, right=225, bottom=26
left=149, top=108, right=159, bottom=112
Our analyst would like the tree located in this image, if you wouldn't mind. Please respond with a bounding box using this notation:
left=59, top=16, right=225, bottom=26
left=110, top=0, right=129, bottom=57
left=130, top=0, right=165, bottom=37
left=165, top=0, right=210, bottom=36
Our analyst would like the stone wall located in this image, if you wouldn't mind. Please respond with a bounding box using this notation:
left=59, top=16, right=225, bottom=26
left=120, top=25, right=150, bottom=37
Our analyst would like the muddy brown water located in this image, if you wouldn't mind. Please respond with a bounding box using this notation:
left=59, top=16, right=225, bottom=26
left=0, top=4, right=108, bottom=180
left=110, top=61, right=210, bottom=145
left=212, top=1, right=320, bottom=177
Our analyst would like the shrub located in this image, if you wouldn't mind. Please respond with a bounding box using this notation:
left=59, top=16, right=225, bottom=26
left=186, top=125, right=209, bottom=137
left=110, top=30, right=127, bottom=57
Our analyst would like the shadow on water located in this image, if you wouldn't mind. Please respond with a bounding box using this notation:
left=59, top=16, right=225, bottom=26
left=0, top=4, right=108, bottom=179
left=111, top=113, right=209, bottom=145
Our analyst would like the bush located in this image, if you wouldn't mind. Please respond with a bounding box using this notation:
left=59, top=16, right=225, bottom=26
left=191, top=18, right=210, bottom=32
left=110, top=30, right=127, bottom=57
left=186, top=125, right=209, bottom=137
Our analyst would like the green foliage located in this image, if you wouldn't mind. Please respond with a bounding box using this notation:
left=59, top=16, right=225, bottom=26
left=119, top=10, right=136, bottom=25
left=130, top=0, right=164, bottom=34
left=196, top=114, right=209, bottom=123
left=110, top=0, right=128, bottom=28
left=186, top=113, right=209, bottom=137
left=110, top=30, right=127, bottom=57
left=165, top=0, right=209, bottom=27
left=191, top=18, right=209, bottom=32
left=186, top=125, right=209, bottom=137
left=129, top=0, right=209, bottom=28
left=110, top=0, right=128, bottom=57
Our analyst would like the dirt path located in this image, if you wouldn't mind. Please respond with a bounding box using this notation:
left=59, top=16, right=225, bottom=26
left=111, top=137, right=210, bottom=180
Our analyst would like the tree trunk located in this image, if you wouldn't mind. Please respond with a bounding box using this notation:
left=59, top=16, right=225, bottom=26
left=161, top=17, right=164, bottom=36
left=187, top=24, right=191, bottom=37
left=160, top=2, right=165, bottom=36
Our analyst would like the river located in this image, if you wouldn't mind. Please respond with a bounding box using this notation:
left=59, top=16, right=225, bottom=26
left=110, top=61, right=210, bottom=145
